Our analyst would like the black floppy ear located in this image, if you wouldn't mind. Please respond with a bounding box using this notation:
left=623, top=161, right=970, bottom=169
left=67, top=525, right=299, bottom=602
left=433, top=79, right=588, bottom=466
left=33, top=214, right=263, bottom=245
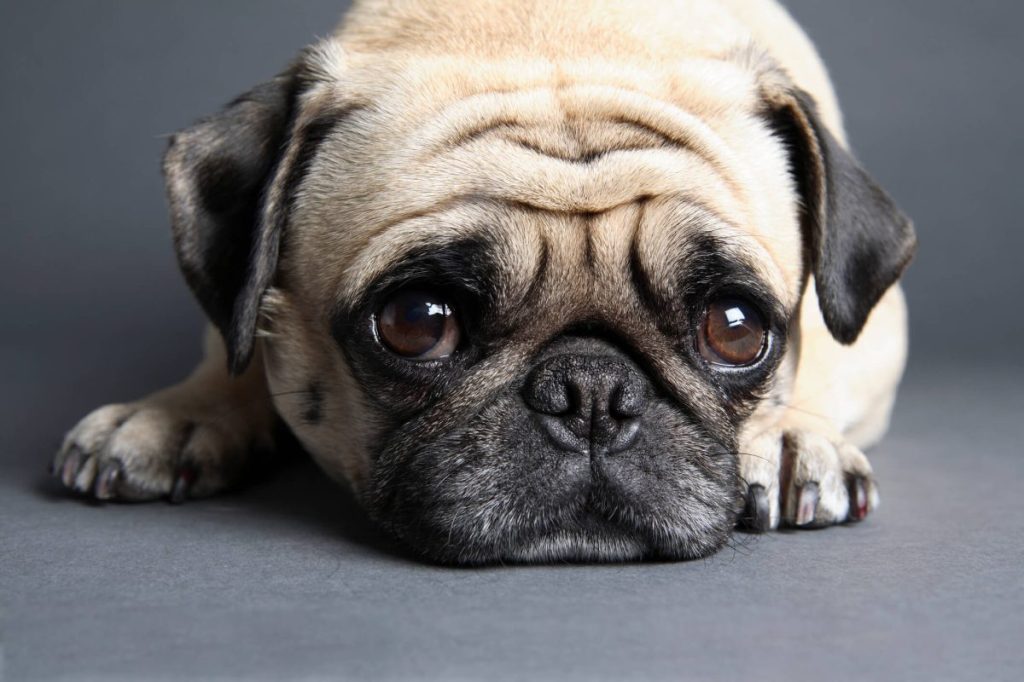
left=769, top=89, right=916, bottom=344
left=163, top=67, right=304, bottom=374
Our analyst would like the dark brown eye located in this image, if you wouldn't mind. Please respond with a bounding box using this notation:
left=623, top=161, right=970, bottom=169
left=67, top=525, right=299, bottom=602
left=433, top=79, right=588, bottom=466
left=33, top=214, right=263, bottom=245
left=698, top=297, right=767, bottom=367
left=376, top=290, right=460, bottom=360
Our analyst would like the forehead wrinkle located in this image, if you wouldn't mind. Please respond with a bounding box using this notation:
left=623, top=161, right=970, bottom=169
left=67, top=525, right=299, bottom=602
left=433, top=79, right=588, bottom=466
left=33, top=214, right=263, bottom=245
left=417, top=142, right=745, bottom=217
left=410, top=82, right=738, bottom=163
left=298, top=69, right=766, bottom=256
left=393, top=81, right=754, bottom=207
left=582, top=202, right=648, bottom=321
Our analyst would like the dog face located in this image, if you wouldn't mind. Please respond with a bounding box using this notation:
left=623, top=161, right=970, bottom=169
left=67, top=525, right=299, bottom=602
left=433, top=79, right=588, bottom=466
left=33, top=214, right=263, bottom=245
left=163, top=43, right=913, bottom=563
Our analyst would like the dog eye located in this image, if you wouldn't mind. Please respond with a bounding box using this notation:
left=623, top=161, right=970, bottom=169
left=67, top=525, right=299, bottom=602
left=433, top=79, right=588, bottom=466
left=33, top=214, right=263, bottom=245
left=698, top=297, right=767, bottom=367
left=376, top=290, right=460, bottom=360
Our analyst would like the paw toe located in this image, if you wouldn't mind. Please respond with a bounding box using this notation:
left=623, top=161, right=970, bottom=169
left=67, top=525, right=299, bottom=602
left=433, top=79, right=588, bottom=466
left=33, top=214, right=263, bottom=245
left=741, top=484, right=772, bottom=533
left=72, top=453, right=99, bottom=494
left=93, top=461, right=122, bottom=500
left=168, top=466, right=198, bottom=504
left=58, top=446, right=83, bottom=488
left=846, top=475, right=868, bottom=521
left=794, top=481, right=820, bottom=527
left=736, top=428, right=784, bottom=532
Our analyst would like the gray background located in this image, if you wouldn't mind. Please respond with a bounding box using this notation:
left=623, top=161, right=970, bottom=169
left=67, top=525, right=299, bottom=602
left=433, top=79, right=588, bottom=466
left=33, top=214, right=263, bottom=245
left=1, top=1, right=1021, bottom=680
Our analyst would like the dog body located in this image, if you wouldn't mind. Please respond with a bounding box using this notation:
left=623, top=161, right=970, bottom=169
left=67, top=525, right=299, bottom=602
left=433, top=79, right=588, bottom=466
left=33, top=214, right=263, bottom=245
left=55, top=0, right=914, bottom=562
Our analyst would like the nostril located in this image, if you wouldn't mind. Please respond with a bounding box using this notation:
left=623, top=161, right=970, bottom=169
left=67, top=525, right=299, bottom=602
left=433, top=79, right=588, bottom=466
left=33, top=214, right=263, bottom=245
left=611, top=381, right=649, bottom=419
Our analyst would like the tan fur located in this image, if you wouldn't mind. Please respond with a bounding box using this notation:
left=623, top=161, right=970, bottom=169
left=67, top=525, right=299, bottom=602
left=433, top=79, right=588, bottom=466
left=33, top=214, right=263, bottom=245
left=59, top=0, right=907, bottom=534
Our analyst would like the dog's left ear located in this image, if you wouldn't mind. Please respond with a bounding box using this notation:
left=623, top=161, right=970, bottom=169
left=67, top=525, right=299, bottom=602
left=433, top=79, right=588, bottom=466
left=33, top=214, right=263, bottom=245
left=162, top=51, right=337, bottom=375
left=767, top=88, right=916, bottom=344
left=163, top=68, right=302, bottom=374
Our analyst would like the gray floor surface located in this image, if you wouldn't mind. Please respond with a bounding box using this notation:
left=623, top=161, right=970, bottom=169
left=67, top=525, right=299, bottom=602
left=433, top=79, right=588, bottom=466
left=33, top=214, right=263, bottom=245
left=2, top=354, right=1022, bottom=681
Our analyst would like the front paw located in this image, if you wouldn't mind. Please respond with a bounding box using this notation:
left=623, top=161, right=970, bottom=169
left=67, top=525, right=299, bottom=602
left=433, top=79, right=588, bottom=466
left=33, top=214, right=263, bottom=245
left=52, top=401, right=262, bottom=502
left=737, top=428, right=879, bottom=532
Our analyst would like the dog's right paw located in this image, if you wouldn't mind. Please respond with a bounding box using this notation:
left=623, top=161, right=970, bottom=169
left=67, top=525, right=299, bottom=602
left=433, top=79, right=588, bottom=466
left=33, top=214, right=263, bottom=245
left=52, top=400, right=265, bottom=503
left=736, top=427, right=879, bottom=532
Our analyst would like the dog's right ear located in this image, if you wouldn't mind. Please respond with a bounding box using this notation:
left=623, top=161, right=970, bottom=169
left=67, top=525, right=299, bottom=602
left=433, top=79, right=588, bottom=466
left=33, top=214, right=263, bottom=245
left=764, top=86, right=916, bottom=345
left=163, top=56, right=327, bottom=375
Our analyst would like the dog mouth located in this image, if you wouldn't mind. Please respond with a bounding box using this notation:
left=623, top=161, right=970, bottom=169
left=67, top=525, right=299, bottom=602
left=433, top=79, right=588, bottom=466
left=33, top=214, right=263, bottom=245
left=378, top=488, right=737, bottom=566
left=505, top=509, right=658, bottom=563
left=365, top=430, right=739, bottom=565
left=502, top=492, right=735, bottom=564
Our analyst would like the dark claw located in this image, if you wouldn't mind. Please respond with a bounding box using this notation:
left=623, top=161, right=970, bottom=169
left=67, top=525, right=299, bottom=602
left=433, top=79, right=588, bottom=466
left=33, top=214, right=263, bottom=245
left=848, top=476, right=869, bottom=521
left=795, top=482, right=819, bottom=527
left=61, top=448, right=83, bottom=488
left=169, top=467, right=197, bottom=504
left=743, top=484, right=772, bottom=533
left=94, top=462, right=121, bottom=500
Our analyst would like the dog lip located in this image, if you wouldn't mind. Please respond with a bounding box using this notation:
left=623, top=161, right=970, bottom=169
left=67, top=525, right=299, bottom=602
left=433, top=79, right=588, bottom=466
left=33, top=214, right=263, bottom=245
left=534, top=413, right=641, bottom=455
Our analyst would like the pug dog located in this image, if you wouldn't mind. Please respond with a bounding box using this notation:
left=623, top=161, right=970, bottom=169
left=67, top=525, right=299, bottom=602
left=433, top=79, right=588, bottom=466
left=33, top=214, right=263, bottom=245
left=52, top=0, right=915, bottom=564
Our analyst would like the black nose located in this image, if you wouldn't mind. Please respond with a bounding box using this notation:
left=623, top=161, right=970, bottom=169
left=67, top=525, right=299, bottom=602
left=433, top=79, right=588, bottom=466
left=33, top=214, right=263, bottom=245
left=522, top=354, right=650, bottom=455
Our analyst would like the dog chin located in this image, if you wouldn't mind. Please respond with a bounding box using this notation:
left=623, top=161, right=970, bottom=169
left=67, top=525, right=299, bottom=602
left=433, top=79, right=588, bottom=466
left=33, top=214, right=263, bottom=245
left=508, top=528, right=726, bottom=565
left=508, top=532, right=649, bottom=563
left=406, top=510, right=735, bottom=565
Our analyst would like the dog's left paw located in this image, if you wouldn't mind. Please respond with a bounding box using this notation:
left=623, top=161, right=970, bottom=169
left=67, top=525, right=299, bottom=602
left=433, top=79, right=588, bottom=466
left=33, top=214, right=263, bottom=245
left=737, top=428, right=879, bottom=532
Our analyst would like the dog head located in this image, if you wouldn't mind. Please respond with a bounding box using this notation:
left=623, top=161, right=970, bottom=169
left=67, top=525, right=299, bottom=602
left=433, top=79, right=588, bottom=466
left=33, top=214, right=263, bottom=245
left=162, top=38, right=914, bottom=563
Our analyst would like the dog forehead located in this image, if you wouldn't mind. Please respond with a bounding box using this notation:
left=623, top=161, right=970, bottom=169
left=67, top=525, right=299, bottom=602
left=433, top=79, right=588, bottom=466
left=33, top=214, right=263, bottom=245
left=288, top=54, right=804, bottom=306
left=301, top=53, right=762, bottom=212
left=334, top=0, right=749, bottom=62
